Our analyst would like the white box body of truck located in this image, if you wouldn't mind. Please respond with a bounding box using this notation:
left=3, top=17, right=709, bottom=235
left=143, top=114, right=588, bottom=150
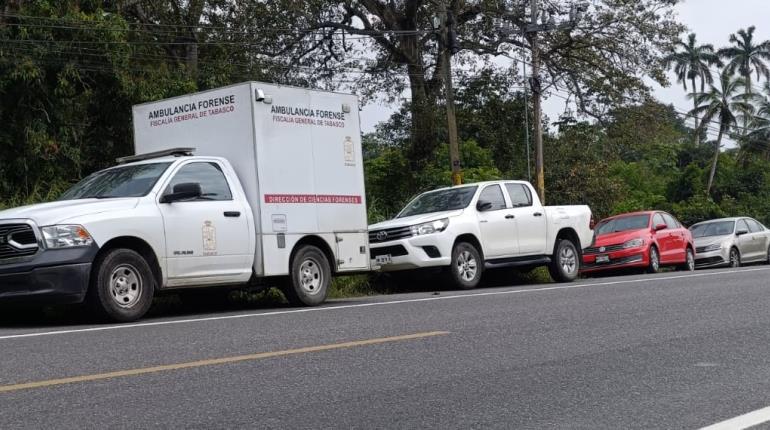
left=132, top=82, right=370, bottom=278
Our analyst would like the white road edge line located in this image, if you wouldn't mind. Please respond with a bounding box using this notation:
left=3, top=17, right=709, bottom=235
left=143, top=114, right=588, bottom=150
left=1, top=267, right=767, bottom=341
left=699, top=406, right=770, bottom=430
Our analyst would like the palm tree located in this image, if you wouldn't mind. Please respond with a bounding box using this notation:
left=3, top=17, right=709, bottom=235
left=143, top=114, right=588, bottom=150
left=718, top=26, right=770, bottom=136
left=689, top=70, right=754, bottom=195
left=745, top=81, right=770, bottom=158
left=664, top=33, right=721, bottom=137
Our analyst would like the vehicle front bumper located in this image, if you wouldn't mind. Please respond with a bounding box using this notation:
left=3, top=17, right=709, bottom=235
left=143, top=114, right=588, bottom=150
left=0, top=246, right=98, bottom=305
left=581, top=246, right=648, bottom=273
left=694, top=248, right=729, bottom=268
left=370, top=234, right=453, bottom=272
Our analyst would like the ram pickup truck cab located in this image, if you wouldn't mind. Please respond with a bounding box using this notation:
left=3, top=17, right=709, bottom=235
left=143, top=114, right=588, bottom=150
left=0, top=82, right=369, bottom=321
left=368, top=181, right=593, bottom=288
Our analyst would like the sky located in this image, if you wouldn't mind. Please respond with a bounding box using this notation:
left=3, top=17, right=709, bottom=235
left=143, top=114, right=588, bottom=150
left=359, top=0, right=770, bottom=140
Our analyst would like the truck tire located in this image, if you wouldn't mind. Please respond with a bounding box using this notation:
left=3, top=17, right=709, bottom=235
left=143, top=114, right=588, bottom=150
left=282, top=245, right=330, bottom=306
left=86, top=248, right=155, bottom=322
left=449, top=242, right=483, bottom=289
left=548, top=239, right=580, bottom=282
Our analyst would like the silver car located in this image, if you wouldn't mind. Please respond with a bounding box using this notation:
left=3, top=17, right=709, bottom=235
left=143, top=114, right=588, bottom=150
left=690, top=217, right=770, bottom=268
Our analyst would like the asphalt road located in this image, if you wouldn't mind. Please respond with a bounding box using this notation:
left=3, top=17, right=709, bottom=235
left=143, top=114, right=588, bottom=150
left=2, top=267, right=770, bottom=429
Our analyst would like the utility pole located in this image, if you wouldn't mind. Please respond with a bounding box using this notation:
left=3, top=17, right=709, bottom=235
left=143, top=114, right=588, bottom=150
left=528, top=0, right=545, bottom=203
left=438, top=2, right=462, bottom=186
left=522, top=60, right=531, bottom=183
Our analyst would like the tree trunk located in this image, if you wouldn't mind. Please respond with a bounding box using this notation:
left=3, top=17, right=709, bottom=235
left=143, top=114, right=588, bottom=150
left=706, top=127, right=724, bottom=196
left=406, top=64, right=439, bottom=171
left=692, top=77, right=699, bottom=146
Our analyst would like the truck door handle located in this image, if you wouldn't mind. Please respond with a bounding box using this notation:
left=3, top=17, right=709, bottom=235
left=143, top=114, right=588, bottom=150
left=533, top=212, right=543, bottom=217
left=224, top=211, right=241, bottom=217
left=505, top=215, right=515, bottom=219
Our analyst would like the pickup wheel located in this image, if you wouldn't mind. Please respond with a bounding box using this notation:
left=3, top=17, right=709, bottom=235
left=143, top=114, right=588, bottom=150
left=282, top=245, right=330, bottom=306
left=548, top=239, right=580, bottom=282
left=86, top=248, right=155, bottom=322
left=449, top=242, right=483, bottom=290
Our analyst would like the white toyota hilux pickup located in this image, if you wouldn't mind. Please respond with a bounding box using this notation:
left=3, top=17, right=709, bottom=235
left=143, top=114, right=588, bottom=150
left=368, top=181, right=594, bottom=288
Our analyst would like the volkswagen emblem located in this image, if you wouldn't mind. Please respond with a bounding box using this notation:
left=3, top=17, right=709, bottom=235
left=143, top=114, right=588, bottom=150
left=599, top=246, right=606, bottom=252
left=376, top=231, right=388, bottom=241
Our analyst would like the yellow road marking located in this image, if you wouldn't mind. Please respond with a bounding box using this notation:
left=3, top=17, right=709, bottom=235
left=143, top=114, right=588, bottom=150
left=0, top=331, right=449, bottom=394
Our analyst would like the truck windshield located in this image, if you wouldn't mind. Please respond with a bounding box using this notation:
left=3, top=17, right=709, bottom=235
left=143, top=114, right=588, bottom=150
left=398, top=186, right=478, bottom=218
left=595, top=214, right=650, bottom=235
left=690, top=221, right=735, bottom=238
left=59, top=162, right=172, bottom=200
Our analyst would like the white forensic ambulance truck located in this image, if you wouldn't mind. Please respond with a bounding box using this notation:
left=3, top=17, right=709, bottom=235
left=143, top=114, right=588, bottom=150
left=0, top=82, right=369, bottom=321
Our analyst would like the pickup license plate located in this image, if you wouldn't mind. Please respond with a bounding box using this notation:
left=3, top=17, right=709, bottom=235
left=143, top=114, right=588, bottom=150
left=375, top=255, right=392, bottom=265
left=596, top=255, right=610, bottom=264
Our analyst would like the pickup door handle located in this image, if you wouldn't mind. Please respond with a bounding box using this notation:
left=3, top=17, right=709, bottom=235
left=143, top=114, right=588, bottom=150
left=224, top=211, right=241, bottom=218
left=533, top=212, right=543, bottom=217
left=505, top=215, right=515, bottom=220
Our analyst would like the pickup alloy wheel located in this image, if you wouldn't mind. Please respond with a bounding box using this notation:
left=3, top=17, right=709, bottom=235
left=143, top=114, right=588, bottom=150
left=548, top=239, right=580, bottom=282
left=87, top=248, right=155, bottom=322
left=450, top=242, right=483, bottom=289
left=283, top=245, right=330, bottom=306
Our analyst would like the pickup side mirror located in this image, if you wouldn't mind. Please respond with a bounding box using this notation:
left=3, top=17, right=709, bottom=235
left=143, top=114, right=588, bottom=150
left=160, top=182, right=202, bottom=204
left=736, top=229, right=749, bottom=236
left=476, top=200, right=493, bottom=212
left=654, top=223, right=667, bottom=231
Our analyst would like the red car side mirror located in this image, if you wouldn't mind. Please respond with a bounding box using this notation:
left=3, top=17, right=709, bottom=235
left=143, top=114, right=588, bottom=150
left=654, top=223, right=667, bottom=231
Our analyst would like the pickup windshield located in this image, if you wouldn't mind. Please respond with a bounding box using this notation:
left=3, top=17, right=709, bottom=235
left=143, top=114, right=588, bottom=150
left=690, top=221, right=735, bottom=238
left=398, top=186, right=478, bottom=218
left=59, top=162, right=172, bottom=200
left=596, top=214, right=650, bottom=235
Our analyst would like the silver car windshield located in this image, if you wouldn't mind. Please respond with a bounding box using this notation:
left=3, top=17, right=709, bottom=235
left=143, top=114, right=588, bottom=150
left=690, top=221, right=735, bottom=238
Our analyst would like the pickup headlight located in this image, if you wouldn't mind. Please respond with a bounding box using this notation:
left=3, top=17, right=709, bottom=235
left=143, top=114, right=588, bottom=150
left=702, top=243, right=722, bottom=252
left=411, top=218, right=449, bottom=236
left=623, top=238, right=645, bottom=249
left=42, top=225, right=94, bottom=249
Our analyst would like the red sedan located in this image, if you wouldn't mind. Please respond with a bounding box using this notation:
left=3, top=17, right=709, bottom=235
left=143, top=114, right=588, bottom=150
left=582, top=211, right=695, bottom=274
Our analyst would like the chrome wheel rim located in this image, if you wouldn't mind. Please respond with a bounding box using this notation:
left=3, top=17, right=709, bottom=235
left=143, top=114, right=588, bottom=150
left=456, top=250, right=478, bottom=282
left=559, top=245, right=577, bottom=274
left=299, top=258, right=323, bottom=295
left=651, top=249, right=659, bottom=271
left=110, top=264, right=142, bottom=308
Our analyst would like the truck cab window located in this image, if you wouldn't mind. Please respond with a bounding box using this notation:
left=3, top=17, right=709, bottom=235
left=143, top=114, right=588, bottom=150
left=478, top=185, right=506, bottom=211
left=505, top=183, right=532, bottom=207
left=164, top=162, right=233, bottom=201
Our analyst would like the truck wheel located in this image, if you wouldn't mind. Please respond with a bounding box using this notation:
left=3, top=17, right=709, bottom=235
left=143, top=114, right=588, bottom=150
left=87, top=248, right=155, bottom=322
left=282, top=245, right=330, bottom=306
left=548, top=239, right=580, bottom=282
left=449, top=242, right=483, bottom=289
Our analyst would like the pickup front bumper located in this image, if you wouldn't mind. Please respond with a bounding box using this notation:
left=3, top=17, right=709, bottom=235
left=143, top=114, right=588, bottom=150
left=370, top=235, right=453, bottom=271
left=0, top=246, right=98, bottom=305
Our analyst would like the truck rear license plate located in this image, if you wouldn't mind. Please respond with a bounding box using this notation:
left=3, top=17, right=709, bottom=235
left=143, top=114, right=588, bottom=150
left=375, top=255, right=392, bottom=265
left=596, top=255, right=610, bottom=264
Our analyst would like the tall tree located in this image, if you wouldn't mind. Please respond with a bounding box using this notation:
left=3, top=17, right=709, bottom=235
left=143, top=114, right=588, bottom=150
left=253, top=0, right=683, bottom=173
left=718, top=26, right=770, bottom=138
left=663, top=33, right=721, bottom=137
left=690, top=70, right=753, bottom=195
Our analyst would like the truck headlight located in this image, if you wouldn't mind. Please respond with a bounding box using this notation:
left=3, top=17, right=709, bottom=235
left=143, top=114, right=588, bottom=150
left=42, top=225, right=94, bottom=249
left=623, top=238, right=645, bottom=249
left=702, top=243, right=721, bottom=252
left=411, top=218, right=449, bottom=236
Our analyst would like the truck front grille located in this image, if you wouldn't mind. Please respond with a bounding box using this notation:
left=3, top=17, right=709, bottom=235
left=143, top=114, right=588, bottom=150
left=369, top=226, right=413, bottom=244
left=0, top=223, right=39, bottom=262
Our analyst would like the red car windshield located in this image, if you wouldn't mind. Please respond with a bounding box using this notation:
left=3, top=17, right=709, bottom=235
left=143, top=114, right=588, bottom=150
left=596, top=214, right=650, bottom=235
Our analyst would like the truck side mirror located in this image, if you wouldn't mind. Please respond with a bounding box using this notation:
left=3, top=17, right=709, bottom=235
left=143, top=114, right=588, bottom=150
left=476, top=201, right=493, bottom=212
left=160, top=182, right=202, bottom=203
left=736, top=229, right=749, bottom=236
